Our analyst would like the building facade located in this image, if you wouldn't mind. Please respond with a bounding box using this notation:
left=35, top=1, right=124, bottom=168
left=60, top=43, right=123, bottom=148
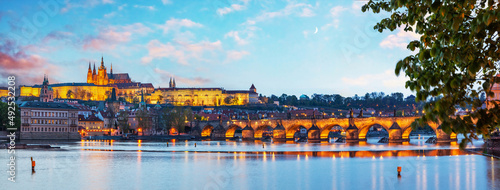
left=20, top=101, right=80, bottom=140
left=20, top=56, right=258, bottom=105
left=78, top=114, right=107, bottom=137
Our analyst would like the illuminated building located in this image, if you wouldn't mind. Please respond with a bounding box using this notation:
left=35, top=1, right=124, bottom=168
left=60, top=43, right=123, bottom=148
left=78, top=114, right=108, bottom=136
left=19, top=101, right=80, bottom=140
left=20, top=56, right=258, bottom=105
left=0, top=87, right=8, bottom=98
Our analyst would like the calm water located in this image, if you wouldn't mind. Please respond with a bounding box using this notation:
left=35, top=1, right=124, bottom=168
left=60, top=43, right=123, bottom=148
left=2, top=138, right=500, bottom=190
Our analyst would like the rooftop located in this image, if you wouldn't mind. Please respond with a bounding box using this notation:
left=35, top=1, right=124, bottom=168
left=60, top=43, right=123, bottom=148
left=20, top=101, right=78, bottom=109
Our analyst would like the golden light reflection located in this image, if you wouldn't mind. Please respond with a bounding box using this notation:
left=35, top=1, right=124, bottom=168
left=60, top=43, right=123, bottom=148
left=138, top=140, right=142, bottom=147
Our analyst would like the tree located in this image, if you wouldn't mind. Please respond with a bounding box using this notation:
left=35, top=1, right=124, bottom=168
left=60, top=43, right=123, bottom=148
left=162, top=107, right=193, bottom=134
left=66, top=90, right=73, bottom=99
left=117, top=110, right=130, bottom=134
left=0, top=102, right=20, bottom=131
left=110, top=88, right=117, bottom=101
left=135, top=108, right=152, bottom=134
left=224, top=96, right=234, bottom=105
left=76, top=88, right=86, bottom=99
left=363, top=0, right=500, bottom=147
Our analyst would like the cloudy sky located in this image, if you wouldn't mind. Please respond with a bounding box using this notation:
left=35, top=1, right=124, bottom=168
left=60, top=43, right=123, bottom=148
left=0, top=0, right=419, bottom=97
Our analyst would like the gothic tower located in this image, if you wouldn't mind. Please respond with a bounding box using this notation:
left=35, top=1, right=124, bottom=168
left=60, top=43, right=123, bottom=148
left=87, top=62, right=92, bottom=83
left=92, top=63, right=97, bottom=83
left=169, top=77, right=176, bottom=88
left=97, top=56, right=109, bottom=85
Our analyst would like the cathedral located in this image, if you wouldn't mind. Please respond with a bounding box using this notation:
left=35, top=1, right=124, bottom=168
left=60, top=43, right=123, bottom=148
left=20, top=56, right=258, bottom=106
left=87, top=57, right=132, bottom=85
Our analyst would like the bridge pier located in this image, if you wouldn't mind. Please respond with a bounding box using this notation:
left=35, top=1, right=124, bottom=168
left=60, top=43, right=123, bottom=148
left=388, top=123, right=403, bottom=143
left=436, top=128, right=457, bottom=142
left=345, top=124, right=359, bottom=143
left=308, top=124, right=321, bottom=141
left=241, top=125, right=254, bottom=139
left=212, top=124, right=226, bottom=139
left=190, top=123, right=202, bottom=138
left=273, top=124, right=286, bottom=140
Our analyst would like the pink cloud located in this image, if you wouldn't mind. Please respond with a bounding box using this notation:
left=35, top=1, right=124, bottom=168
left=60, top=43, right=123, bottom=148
left=217, top=0, right=249, bottom=16
left=141, top=39, right=222, bottom=65
left=224, top=31, right=248, bottom=45
left=157, top=18, right=203, bottom=34
left=0, top=40, right=61, bottom=85
left=82, top=23, right=152, bottom=51
left=380, top=27, right=420, bottom=49
left=225, top=50, right=249, bottom=63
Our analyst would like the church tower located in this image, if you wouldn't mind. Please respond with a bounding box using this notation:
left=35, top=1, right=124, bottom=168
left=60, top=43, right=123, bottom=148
left=40, top=75, right=53, bottom=102
left=169, top=77, right=176, bottom=88
left=250, top=84, right=256, bottom=93
left=87, top=62, right=92, bottom=83
left=92, top=63, right=97, bottom=84
left=97, top=56, right=109, bottom=85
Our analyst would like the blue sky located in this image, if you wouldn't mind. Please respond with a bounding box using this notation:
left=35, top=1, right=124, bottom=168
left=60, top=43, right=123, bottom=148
left=0, top=0, right=420, bottom=97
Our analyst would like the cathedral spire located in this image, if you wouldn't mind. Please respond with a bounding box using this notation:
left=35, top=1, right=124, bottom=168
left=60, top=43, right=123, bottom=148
left=93, top=63, right=96, bottom=75
left=88, top=62, right=91, bottom=71
left=110, top=63, right=113, bottom=74
left=101, top=56, right=104, bottom=67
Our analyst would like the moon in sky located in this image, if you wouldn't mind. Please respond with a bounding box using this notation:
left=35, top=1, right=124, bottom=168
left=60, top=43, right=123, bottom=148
left=314, top=27, right=318, bottom=34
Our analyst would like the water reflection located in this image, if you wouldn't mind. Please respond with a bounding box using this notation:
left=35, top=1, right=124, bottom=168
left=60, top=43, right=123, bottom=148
left=5, top=139, right=499, bottom=190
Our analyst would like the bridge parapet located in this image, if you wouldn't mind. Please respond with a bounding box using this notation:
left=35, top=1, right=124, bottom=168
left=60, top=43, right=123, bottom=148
left=192, top=116, right=456, bottom=142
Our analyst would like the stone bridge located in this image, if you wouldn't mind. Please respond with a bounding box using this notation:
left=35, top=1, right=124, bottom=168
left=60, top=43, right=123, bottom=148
left=189, top=117, right=457, bottom=143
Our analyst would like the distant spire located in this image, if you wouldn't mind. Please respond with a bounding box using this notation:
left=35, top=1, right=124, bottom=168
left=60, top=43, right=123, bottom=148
left=110, top=63, right=113, bottom=74
left=173, top=78, right=176, bottom=88
left=101, top=56, right=104, bottom=67
left=169, top=77, right=173, bottom=88
left=88, top=62, right=91, bottom=71
left=93, top=63, right=96, bottom=75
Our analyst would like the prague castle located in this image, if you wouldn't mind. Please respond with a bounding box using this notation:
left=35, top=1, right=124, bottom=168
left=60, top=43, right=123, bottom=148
left=20, top=57, right=258, bottom=106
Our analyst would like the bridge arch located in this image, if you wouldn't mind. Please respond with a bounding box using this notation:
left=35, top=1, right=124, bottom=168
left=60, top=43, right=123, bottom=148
left=201, top=125, right=214, bottom=137
left=255, top=125, right=273, bottom=138
left=225, top=124, right=243, bottom=138
left=402, top=124, right=438, bottom=141
left=320, top=124, right=345, bottom=139
left=286, top=124, right=308, bottom=139
left=358, top=123, right=390, bottom=140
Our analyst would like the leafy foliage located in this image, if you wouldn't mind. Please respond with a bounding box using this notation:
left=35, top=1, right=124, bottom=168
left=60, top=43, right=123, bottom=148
left=135, top=108, right=152, bottom=132
left=266, top=92, right=421, bottom=111
left=0, top=102, right=20, bottom=130
left=162, top=107, right=193, bottom=134
left=117, top=110, right=130, bottom=134
left=362, top=0, right=500, bottom=148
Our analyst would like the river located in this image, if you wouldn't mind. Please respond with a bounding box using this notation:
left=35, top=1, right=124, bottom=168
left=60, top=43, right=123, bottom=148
left=2, top=137, right=499, bottom=190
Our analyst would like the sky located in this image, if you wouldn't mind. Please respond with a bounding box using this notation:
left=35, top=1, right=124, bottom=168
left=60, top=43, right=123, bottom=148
left=0, top=0, right=421, bottom=97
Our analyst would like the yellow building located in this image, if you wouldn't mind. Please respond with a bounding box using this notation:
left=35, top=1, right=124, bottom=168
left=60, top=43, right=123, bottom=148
left=149, top=83, right=258, bottom=106
left=0, top=87, right=8, bottom=97
left=20, top=57, right=258, bottom=105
